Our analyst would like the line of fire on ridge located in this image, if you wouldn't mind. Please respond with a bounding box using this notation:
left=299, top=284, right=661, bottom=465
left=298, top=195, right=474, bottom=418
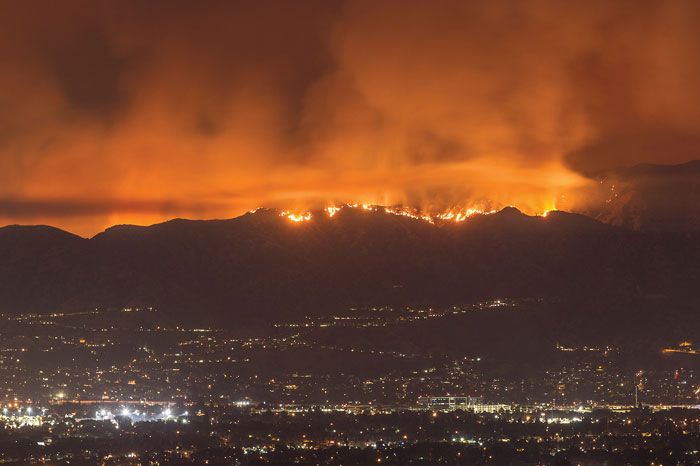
left=271, top=204, right=554, bottom=224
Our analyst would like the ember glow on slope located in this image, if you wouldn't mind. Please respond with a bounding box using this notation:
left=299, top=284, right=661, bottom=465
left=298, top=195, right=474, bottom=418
left=2, top=1, right=700, bottom=236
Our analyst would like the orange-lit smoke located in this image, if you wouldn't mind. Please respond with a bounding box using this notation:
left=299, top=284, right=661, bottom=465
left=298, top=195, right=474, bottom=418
left=1, top=1, right=700, bottom=236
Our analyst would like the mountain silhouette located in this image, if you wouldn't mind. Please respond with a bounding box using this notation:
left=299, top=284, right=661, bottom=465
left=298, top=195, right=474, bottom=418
left=1, top=206, right=697, bottom=325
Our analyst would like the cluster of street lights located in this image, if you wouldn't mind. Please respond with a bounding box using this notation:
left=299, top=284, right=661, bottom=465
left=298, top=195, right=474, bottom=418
left=1, top=406, right=42, bottom=417
left=96, top=407, right=180, bottom=420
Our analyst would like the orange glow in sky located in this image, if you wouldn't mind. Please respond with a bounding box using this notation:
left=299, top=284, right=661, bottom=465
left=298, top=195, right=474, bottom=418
left=1, top=1, right=700, bottom=236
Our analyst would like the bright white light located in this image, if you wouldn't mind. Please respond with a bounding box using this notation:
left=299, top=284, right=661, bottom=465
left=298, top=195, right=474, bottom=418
left=26, top=407, right=32, bottom=414
left=164, top=409, right=172, bottom=417
left=121, top=408, right=130, bottom=416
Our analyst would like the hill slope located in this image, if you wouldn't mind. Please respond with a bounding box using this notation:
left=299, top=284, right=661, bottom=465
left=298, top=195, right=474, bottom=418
left=0, top=207, right=697, bottom=324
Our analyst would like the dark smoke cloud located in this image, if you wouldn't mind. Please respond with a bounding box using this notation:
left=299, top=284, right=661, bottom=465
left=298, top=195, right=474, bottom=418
left=0, top=0, right=699, bottom=234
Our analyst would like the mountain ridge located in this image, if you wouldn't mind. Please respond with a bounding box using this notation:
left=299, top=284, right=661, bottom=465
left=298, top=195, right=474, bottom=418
left=0, top=205, right=613, bottom=239
left=2, top=159, right=699, bottom=324
left=6, top=158, right=699, bottom=238
left=0, top=205, right=697, bottom=325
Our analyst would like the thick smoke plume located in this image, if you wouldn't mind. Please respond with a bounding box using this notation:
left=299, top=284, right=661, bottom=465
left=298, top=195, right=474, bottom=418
left=1, top=1, right=699, bottom=235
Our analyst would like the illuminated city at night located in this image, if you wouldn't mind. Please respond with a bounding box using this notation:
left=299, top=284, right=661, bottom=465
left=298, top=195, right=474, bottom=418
left=2, top=1, right=700, bottom=465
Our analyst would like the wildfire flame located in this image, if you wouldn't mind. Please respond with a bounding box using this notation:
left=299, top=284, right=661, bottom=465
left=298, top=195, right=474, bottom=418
left=279, top=211, right=312, bottom=222
left=435, top=208, right=498, bottom=222
left=383, top=206, right=433, bottom=223
left=276, top=203, right=535, bottom=224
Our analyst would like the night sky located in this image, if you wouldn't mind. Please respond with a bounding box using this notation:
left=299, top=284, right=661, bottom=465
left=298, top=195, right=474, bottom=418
left=1, top=0, right=699, bottom=235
